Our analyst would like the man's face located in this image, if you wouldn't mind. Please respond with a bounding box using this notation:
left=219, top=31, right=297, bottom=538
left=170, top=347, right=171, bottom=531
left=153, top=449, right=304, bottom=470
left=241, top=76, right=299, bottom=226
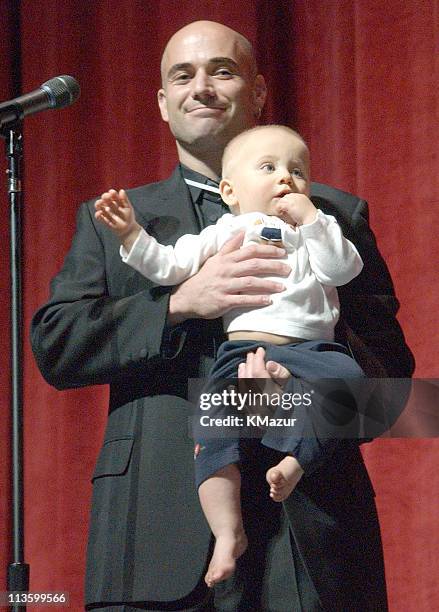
left=158, top=24, right=266, bottom=154
left=222, top=128, right=310, bottom=216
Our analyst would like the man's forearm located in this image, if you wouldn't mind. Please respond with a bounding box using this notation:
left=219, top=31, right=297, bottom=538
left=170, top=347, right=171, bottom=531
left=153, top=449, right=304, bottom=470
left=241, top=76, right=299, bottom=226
left=31, top=202, right=172, bottom=389
left=167, top=290, right=192, bottom=326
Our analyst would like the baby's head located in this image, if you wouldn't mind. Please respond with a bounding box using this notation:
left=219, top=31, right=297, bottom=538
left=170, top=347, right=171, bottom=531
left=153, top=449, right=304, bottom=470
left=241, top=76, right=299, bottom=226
left=220, top=125, right=310, bottom=216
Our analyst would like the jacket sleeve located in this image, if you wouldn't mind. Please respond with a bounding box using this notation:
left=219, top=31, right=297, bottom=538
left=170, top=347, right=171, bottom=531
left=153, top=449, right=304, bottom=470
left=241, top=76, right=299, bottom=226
left=290, top=191, right=415, bottom=471
left=337, top=198, right=415, bottom=379
left=30, top=201, right=173, bottom=390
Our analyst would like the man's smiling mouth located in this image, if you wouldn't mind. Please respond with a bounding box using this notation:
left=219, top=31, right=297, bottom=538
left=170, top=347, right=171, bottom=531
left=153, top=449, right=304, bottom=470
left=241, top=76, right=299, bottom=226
left=187, top=106, right=227, bottom=114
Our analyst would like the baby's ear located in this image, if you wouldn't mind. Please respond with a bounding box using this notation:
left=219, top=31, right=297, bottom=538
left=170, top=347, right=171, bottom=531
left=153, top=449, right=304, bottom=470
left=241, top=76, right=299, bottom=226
left=219, top=178, right=239, bottom=212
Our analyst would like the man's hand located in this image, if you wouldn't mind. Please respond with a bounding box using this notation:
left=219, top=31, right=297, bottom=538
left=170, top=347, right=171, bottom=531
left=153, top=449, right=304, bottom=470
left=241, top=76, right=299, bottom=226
left=168, top=233, right=291, bottom=324
left=94, top=189, right=142, bottom=252
left=237, top=346, right=292, bottom=417
left=275, top=193, right=317, bottom=227
left=237, top=346, right=291, bottom=384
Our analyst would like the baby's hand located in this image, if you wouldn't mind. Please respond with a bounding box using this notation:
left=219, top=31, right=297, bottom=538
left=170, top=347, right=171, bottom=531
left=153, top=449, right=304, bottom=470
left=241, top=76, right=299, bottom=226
left=275, top=193, right=317, bottom=227
left=94, top=189, right=141, bottom=249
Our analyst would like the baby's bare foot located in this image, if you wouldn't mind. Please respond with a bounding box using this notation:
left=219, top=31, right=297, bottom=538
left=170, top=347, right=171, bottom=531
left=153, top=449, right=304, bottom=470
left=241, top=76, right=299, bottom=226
left=205, top=531, right=248, bottom=588
left=266, top=456, right=304, bottom=502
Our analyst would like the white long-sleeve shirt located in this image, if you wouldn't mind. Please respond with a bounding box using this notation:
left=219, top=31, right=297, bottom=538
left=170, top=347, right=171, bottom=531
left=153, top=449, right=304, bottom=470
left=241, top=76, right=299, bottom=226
left=121, top=211, right=363, bottom=341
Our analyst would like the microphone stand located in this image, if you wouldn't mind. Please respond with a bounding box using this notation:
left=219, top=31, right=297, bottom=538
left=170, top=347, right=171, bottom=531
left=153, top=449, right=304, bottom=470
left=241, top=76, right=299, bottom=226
left=1, top=119, right=30, bottom=611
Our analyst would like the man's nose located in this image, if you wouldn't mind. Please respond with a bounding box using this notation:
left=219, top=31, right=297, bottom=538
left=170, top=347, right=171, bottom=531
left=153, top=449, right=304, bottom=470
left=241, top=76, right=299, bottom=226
left=191, top=70, right=215, bottom=100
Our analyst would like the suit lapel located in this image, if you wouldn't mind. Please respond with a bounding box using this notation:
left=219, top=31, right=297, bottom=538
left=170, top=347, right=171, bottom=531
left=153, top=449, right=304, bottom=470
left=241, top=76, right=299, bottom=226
left=132, top=166, right=200, bottom=246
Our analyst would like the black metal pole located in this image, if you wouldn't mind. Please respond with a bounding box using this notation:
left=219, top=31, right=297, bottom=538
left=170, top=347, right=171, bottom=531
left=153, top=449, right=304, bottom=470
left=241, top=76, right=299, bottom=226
left=3, top=125, right=29, bottom=611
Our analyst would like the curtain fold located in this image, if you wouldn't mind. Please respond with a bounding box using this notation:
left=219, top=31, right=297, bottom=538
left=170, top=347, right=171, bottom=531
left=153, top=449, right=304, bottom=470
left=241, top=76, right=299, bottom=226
left=1, top=1, right=437, bottom=610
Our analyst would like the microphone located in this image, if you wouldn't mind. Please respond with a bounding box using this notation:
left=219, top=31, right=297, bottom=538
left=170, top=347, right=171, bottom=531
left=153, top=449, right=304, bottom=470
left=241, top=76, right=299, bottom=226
left=0, top=75, right=80, bottom=130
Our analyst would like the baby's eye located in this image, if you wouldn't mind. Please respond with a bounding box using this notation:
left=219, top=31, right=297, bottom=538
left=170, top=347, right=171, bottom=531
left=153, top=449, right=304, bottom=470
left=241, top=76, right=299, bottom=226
left=261, top=162, right=275, bottom=172
left=292, top=168, right=305, bottom=178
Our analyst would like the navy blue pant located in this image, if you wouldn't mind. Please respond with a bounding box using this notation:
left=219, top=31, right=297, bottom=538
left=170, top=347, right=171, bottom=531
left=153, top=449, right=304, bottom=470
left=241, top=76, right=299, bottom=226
left=194, top=340, right=366, bottom=487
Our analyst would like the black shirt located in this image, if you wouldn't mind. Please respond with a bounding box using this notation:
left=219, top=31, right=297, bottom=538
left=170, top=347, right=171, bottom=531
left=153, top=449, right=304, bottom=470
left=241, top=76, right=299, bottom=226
left=180, top=164, right=229, bottom=229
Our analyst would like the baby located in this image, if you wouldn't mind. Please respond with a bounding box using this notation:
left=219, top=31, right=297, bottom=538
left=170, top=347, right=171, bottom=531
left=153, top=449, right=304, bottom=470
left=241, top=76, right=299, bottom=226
left=95, top=124, right=364, bottom=587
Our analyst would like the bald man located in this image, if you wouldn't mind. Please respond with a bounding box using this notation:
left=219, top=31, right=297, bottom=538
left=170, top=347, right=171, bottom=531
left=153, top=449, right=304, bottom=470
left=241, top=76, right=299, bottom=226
left=32, top=20, right=414, bottom=612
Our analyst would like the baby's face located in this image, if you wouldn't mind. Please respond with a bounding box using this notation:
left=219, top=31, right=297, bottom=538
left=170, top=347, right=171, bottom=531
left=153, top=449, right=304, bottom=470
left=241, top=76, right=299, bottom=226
left=223, top=128, right=310, bottom=216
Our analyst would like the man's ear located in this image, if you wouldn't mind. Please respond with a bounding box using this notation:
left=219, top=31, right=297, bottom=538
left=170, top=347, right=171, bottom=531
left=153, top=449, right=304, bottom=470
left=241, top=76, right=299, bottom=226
left=253, top=74, right=267, bottom=118
left=220, top=178, right=239, bottom=212
left=157, top=89, right=169, bottom=122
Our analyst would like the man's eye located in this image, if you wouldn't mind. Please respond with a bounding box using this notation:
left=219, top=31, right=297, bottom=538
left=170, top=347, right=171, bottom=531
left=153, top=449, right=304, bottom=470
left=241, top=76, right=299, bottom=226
left=173, top=73, right=191, bottom=82
left=215, top=68, right=233, bottom=78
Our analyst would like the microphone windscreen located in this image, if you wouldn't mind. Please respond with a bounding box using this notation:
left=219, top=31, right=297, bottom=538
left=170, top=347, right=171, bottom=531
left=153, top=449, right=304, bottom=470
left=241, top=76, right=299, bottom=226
left=41, top=75, right=80, bottom=109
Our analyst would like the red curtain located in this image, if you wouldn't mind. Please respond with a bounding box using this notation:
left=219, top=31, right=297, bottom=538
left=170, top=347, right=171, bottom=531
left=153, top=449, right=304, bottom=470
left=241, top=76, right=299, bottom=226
left=1, top=1, right=438, bottom=610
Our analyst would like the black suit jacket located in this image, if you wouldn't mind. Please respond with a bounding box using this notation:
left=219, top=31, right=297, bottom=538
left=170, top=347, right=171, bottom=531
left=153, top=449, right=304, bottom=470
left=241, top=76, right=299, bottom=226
left=31, top=167, right=414, bottom=610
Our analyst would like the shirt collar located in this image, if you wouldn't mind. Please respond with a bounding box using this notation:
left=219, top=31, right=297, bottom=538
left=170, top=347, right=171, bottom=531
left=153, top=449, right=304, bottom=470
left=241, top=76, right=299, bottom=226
left=180, top=164, right=221, bottom=201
